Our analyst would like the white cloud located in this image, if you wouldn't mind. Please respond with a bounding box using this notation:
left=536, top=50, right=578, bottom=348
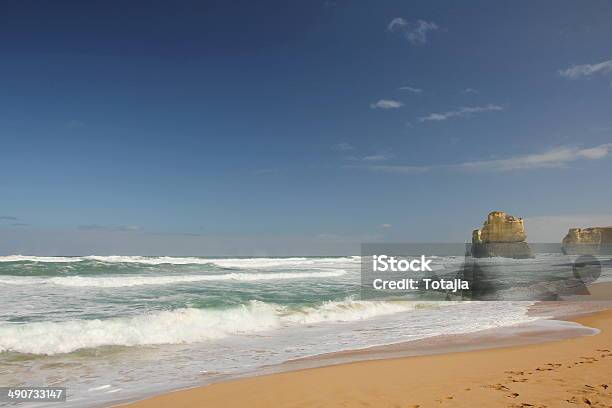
left=387, top=17, right=407, bottom=31
left=462, top=88, right=479, bottom=94
left=344, top=152, right=394, bottom=162
left=388, top=18, right=439, bottom=46
left=459, top=144, right=611, bottom=171
left=346, top=144, right=611, bottom=174
left=379, top=224, right=392, bottom=229
left=362, top=153, right=393, bottom=162
left=419, top=104, right=503, bottom=122
left=79, top=224, right=144, bottom=232
left=559, top=59, right=612, bottom=79
left=370, top=99, right=403, bottom=109
left=345, top=164, right=429, bottom=174
left=406, top=20, right=438, bottom=46
left=398, top=86, right=422, bottom=93
left=332, top=142, right=354, bottom=151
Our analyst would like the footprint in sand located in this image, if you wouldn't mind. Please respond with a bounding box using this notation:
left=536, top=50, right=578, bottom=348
left=600, top=384, right=608, bottom=389
left=507, top=393, right=520, bottom=398
left=485, top=383, right=509, bottom=391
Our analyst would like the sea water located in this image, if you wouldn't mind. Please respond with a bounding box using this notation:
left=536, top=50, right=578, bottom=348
left=0, top=250, right=609, bottom=407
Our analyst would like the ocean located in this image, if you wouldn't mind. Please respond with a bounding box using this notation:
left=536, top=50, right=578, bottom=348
left=0, top=250, right=610, bottom=407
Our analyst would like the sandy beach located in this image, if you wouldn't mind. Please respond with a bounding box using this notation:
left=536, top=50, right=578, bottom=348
left=119, top=286, right=612, bottom=408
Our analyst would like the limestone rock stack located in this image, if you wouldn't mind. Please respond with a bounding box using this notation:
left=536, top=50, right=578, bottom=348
left=471, top=211, right=534, bottom=259
left=562, top=227, right=612, bottom=255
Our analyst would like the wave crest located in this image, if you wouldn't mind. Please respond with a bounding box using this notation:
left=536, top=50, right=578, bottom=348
left=0, top=255, right=360, bottom=268
left=0, top=270, right=347, bottom=288
left=0, top=299, right=433, bottom=355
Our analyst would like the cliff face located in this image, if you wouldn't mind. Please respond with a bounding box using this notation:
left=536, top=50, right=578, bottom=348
left=562, top=228, right=602, bottom=245
left=471, top=211, right=534, bottom=259
left=562, top=227, right=612, bottom=255
left=472, top=211, right=527, bottom=244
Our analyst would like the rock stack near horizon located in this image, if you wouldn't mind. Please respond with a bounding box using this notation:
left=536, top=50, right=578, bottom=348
left=562, top=227, right=612, bottom=255
left=471, top=211, right=534, bottom=259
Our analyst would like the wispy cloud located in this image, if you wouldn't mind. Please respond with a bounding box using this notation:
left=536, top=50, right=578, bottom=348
left=332, top=142, right=354, bottom=151
left=379, top=223, right=392, bottom=229
left=345, top=164, right=429, bottom=174
left=419, top=104, right=503, bottom=122
left=370, top=99, right=403, bottom=109
left=462, top=88, right=479, bottom=94
left=459, top=144, right=611, bottom=171
left=361, top=152, right=394, bottom=162
left=79, top=224, right=143, bottom=232
left=0, top=216, right=18, bottom=221
left=398, top=86, right=422, bottom=93
left=347, top=144, right=611, bottom=174
left=559, top=59, right=612, bottom=79
left=387, top=17, right=408, bottom=31
left=387, top=18, right=439, bottom=46
left=344, top=150, right=394, bottom=162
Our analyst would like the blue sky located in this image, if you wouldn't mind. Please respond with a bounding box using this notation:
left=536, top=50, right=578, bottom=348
left=1, top=0, right=611, bottom=254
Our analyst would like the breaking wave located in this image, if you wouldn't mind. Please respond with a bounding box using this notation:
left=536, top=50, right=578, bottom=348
left=0, top=299, right=436, bottom=355
left=0, top=255, right=360, bottom=268
left=0, top=270, right=348, bottom=288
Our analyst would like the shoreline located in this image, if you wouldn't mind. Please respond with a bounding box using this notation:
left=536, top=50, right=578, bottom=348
left=115, top=283, right=612, bottom=408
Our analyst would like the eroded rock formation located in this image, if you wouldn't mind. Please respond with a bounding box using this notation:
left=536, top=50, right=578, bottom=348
left=471, top=211, right=534, bottom=259
left=472, top=211, right=527, bottom=243
left=562, top=227, right=612, bottom=255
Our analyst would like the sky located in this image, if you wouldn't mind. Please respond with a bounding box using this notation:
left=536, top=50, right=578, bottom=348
left=1, top=0, right=612, bottom=255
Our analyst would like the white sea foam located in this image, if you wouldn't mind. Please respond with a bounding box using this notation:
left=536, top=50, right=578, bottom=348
left=0, top=255, right=84, bottom=263
left=280, top=298, right=439, bottom=324
left=0, top=270, right=347, bottom=288
left=0, top=255, right=360, bottom=268
left=0, top=299, right=435, bottom=355
left=0, top=301, right=280, bottom=354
